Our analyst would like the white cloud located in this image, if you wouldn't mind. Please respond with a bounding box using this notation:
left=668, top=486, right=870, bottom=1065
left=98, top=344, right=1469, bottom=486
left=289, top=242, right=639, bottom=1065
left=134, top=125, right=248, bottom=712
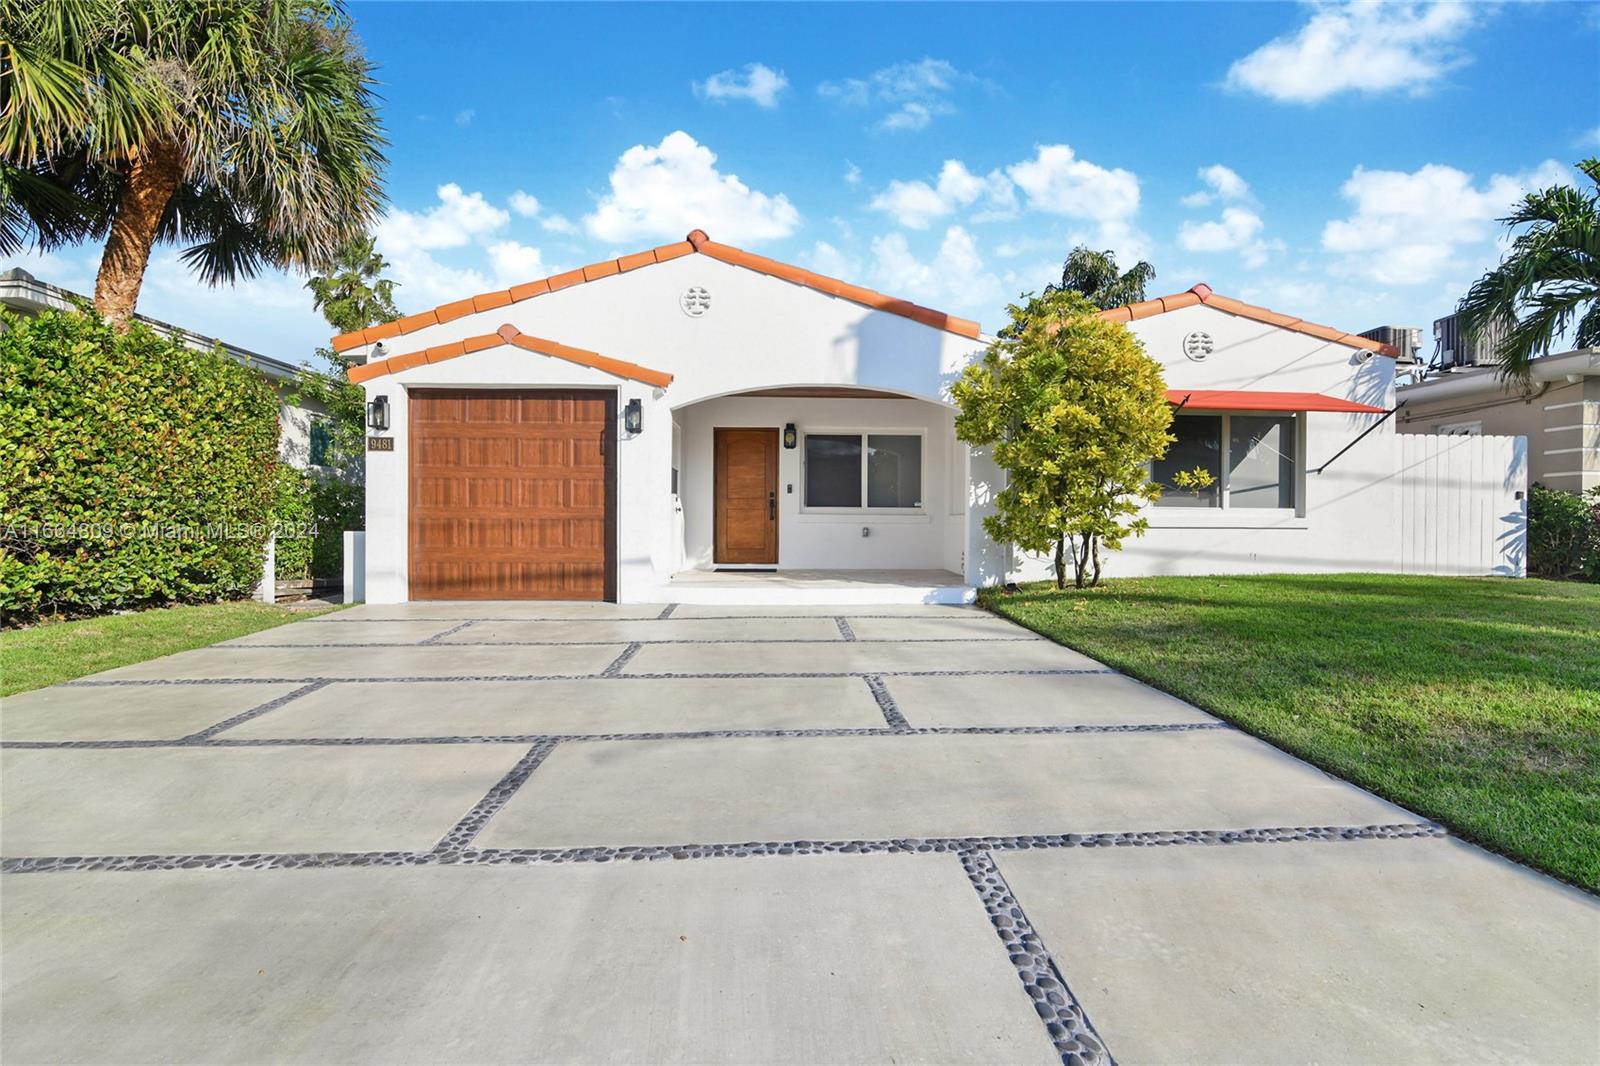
left=844, top=162, right=862, bottom=186
left=803, top=240, right=861, bottom=280
left=868, top=226, right=1004, bottom=316
left=376, top=183, right=510, bottom=255
left=819, top=58, right=972, bottom=132
left=1180, top=164, right=1252, bottom=207
left=1005, top=145, right=1142, bottom=256
left=508, top=191, right=541, bottom=218
left=1579, top=125, right=1600, bottom=149
left=694, top=63, right=789, bottom=109
left=454, top=109, right=475, bottom=126
left=584, top=131, right=800, bottom=245
left=539, top=213, right=578, bottom=235
left=869, top=160, right=1016, bottom=229
left=1322, top=160, right=1568, bottom=285
left=485, top=240, right=548, bottom=282
left=1226, top=2, right=1480, bottom=104
left=1178, top=207, right=1281, bottom=267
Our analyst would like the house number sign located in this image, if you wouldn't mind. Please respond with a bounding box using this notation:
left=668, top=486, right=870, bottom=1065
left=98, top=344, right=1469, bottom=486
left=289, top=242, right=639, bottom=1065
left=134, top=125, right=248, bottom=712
left=367, top=436, right=394, bottom=452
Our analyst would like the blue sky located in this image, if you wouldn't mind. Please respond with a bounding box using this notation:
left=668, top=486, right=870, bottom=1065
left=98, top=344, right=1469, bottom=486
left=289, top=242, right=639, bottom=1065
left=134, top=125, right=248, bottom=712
left=14, top=1, right=1600, bottom=360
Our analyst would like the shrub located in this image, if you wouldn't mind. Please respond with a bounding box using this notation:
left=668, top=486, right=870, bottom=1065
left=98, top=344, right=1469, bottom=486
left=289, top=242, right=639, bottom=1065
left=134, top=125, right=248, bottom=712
left=273, top=467, right=362, bottom=582
left=1526, top=483, right=1600, bottom=580
left=0, top=309, right=281, bottom=622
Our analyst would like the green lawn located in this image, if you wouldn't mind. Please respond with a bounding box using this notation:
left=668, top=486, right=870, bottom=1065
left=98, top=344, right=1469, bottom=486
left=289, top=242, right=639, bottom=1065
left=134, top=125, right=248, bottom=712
left=1, top=601, right=340, bottom=696
left=981, top=574, right=1600, bottom=892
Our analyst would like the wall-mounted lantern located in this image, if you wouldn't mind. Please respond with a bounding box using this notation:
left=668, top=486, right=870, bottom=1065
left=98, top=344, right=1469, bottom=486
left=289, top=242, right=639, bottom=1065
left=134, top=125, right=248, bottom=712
left=783, top=422, right=797, bottom=449
left=366, top=394, right=390, bottom=432
left=624, top=397, right=643, bottom=435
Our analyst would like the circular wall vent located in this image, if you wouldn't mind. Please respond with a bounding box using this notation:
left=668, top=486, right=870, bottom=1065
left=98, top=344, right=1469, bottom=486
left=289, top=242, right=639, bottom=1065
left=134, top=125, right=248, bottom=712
left=1182, top=330, right=1214, bottom=361
left=680, top=286, right=711, bottom=317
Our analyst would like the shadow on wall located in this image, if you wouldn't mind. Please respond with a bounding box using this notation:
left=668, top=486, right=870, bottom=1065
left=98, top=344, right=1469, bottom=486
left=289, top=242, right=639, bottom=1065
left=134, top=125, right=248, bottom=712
left=1497, top=508, right=1527, bottom=577
left=842, top=311, right=959, bottom=402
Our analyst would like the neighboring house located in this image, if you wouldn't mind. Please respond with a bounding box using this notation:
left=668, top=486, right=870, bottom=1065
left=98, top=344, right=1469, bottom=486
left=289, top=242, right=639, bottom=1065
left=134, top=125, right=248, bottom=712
left=333, top=230, right=1525, bottom=605
left=1397, top=347, right=1600, bottom=493
left=0, top=267, right=328, bottom=470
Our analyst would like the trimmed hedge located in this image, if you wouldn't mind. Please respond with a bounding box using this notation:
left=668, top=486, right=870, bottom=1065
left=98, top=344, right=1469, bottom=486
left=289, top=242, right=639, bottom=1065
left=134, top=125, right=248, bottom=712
left=1527, top=483, right=1600, bottom=581
left=1, top=309, right=281, bottom=623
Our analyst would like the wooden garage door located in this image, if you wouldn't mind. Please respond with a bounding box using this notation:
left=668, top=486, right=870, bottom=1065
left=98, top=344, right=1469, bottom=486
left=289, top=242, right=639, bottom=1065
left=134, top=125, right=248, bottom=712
left=409, top=389, right=615, bottom=600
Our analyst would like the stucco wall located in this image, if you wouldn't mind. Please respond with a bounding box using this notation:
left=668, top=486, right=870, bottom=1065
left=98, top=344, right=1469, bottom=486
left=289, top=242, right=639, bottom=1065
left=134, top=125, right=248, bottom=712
left=674, top=395, right=964, bottom=574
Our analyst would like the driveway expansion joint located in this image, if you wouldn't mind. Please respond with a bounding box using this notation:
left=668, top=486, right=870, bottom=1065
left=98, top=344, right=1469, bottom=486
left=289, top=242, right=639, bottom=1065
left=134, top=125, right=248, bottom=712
left=864, top=675, right=911, bottom=730
left=835, top=617, right=857, bottom=641
left=1, top=822, right=1447, bottom=874
left=419, top=621, right=477, bottom=644
left=600, top=643, right=643, bottom=676
left=960, top=848, right=1111, bottom=1066
left=431, top=740, right=560, bottom=853
left=0, top=721, right=1230, bottom=750
left=656, top=603, right=678, bottom=619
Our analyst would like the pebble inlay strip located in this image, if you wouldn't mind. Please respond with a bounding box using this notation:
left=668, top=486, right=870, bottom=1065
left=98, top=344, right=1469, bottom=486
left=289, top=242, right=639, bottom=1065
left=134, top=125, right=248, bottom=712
left=961, top=849, right=1109, bottom=1065
left=431, top=740, right=559, bottom=853
left=656, top=603, right=678, bottom=619
left=864, top=675, right=910, bottom=730
left=835, top=617, right=857, bottom=641
left=601, top=643, right=643, bottom=677
left=1, top=823, right=1446, bottom=874
left=179, top=681, right=330, bottom=742
left=1, top=722, right=1228, bottom=750
left=420, top=621, right=477, bottom=644
left=62, top=668, right=1119, bottom=686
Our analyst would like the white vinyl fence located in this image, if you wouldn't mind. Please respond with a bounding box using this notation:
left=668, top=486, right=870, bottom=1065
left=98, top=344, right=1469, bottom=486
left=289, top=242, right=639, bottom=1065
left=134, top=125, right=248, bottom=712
left=1396, top=433, right=1527, bottom=576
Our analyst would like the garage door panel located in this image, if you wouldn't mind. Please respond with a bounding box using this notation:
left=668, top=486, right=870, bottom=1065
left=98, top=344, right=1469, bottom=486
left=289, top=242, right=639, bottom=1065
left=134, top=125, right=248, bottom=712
left=409, top=389, right=615, bottom=601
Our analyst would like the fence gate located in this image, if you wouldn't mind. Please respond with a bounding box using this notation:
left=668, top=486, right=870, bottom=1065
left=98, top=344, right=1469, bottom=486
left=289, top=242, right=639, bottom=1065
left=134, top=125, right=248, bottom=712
left=1397, top=433, right=1527, bottom=576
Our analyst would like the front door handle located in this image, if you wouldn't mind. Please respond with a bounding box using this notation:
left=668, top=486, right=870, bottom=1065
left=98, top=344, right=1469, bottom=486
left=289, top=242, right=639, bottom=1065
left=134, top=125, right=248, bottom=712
left=768, top=491, right=776, bottom=520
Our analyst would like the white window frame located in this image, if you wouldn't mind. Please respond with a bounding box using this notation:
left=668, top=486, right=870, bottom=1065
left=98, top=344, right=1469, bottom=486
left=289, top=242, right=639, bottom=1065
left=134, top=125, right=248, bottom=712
left=800, top=428, right=928, bottom=515
left=1153, top=410, right=1305, bottom=514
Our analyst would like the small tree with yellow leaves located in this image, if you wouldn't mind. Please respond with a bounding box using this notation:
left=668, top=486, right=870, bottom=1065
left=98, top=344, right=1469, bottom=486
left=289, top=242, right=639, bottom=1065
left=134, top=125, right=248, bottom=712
left=954, top=290, right=1172, bottom=588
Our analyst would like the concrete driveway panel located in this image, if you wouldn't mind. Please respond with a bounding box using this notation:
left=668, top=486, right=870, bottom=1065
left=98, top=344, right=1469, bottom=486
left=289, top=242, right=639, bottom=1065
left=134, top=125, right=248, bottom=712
left=322, top=602, right=669, bottom=622
left=623, top=637, right=1105, bottom=675
left=217, top=619, right=467, bottom=646
left=476, top=729, right=1407, bottom=849
left=995, top=836, right=1600, bottom=1064
left=0, top=682, right=304, bottom=741
left=1, top=744, right=522, bottom=855
left=887, top=673, right=1215, bottom=728
left=434, top=616, right=844, bottom=644
left=0, top=857, right=1060, bottom=1065
left=87, top=642, right=623, bottom=681
left=221, top=677, right=888, bottom=739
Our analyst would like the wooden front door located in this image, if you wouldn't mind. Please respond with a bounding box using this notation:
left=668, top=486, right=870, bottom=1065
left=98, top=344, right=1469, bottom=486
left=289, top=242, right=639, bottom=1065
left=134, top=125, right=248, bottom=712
left=409, top=388, right=616, bottom=600
left=714, top=428, right=779, bottom=564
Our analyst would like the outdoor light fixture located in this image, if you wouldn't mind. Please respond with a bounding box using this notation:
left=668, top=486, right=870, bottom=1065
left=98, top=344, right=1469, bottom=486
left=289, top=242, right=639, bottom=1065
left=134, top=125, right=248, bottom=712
left=783, top=423, right=797, bottom=449
left=624, top=398, right=643, bottom=434
left=366, top=395, right=390, bottom=432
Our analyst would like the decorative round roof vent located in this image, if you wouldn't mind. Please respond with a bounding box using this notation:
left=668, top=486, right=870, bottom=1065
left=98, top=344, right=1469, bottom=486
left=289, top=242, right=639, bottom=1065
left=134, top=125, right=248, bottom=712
left=1182, top=330, right=1214, bottom=361
left=680, top=286, right=711, bottom=317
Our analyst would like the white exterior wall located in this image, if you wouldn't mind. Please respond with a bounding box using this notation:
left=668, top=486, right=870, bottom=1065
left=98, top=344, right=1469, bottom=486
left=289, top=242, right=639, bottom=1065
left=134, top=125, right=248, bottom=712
left=985, top=303, right=1411, bottom=582
left=356, top=254, right=984, bottom=602
left=674, top=395, right=964, bottom=574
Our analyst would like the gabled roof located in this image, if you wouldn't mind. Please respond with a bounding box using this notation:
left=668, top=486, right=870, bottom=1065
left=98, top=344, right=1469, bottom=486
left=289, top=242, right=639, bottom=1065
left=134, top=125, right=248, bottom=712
left=332, top=229, right=982, bottom=352
left=346, top=324, right=674, bottom=388
left=1102, top=284, right=1400, bottom=358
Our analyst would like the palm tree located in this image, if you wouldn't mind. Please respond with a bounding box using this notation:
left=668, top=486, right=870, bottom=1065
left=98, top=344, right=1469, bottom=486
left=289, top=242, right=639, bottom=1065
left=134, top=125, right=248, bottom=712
left=1457, top=158, right=1600, bottom=381
left=1046, top=246, right=1157, bottom=310
left=0, top=0, right=387, bottom=326
left=305, top=236, right=400, bottom=336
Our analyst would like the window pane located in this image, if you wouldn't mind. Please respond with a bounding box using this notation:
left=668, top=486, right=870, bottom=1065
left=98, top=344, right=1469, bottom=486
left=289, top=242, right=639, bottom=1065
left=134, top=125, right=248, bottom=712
left=804, top=434, right=861, bottom=507
left=309, top=420, right=332, bottom=466
left=1153, top=415, right=1222, bottom=508
left=867, top=434, right=922, bottom=508
left=1229, top=415, right=1296, bottom=509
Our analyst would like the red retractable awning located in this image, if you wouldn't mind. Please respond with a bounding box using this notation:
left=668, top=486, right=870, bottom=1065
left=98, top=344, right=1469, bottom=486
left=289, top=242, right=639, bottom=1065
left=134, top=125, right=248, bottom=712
left=1166, top=389, right=1386, bottom=414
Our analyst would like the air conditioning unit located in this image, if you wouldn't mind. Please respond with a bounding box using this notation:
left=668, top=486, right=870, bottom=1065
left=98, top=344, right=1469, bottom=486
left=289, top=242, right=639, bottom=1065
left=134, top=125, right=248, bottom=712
left=1358, top=325, right=1422, bottom=363
left=1432, top=313, right=1507, bottom=369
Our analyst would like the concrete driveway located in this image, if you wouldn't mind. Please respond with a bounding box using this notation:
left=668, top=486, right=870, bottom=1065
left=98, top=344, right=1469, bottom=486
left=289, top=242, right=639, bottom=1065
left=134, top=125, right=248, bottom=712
left=2, top=602, right=1595, bottom=1064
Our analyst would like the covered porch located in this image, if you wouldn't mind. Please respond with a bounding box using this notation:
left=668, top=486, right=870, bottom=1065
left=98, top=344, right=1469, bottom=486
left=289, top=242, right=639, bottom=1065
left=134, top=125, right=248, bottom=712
left=659, top=385, right=977, bottom=603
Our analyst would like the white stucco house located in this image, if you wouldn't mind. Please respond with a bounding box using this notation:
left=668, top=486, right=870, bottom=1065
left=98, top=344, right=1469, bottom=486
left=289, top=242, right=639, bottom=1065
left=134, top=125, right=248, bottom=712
left=334, top=230, right=1525, bottom=605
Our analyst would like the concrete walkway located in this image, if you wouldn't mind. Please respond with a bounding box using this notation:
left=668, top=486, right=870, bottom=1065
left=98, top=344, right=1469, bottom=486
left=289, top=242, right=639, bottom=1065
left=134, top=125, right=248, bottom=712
left=2, top=603, right=1595, bottom=1064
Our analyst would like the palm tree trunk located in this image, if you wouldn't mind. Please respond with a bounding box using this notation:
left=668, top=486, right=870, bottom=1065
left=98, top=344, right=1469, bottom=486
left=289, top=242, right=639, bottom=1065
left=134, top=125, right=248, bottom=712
left=94, top=140, right=184, bottom=327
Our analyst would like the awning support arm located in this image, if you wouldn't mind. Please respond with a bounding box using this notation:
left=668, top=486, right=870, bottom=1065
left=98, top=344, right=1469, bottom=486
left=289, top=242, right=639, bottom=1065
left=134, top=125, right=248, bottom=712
left=1171, top=392, right=1192, bottom=415
left=1313, top=400, right=1405, bottom=475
